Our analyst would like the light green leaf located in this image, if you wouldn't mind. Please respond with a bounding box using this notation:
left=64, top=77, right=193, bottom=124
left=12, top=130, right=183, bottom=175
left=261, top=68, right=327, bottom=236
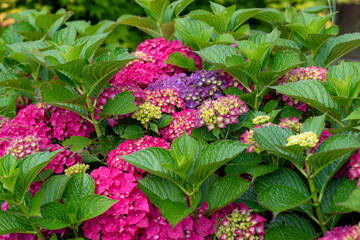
left=206, top=175, right=250, bottom=215
left=165, top=52, right=197, bottom=71
left=331, top=179, right=357, bottom=213
left=138, top=175, right=186, bottom=207
left=101, top=91, right=138, bottom=116
left=271, top=80, right=342, bottom=120
left=258, top=185, right=312, bottom=217
left=77, top=195, right=117, bottom=221
left=121, top=125, right=145, bottom=139
left=33, top=202, right=72, bottom=230
left=116, top=15, right=158, bottom=37
left=62, top=136, right=92, bottom=152
left=0, top=77, right=35, bottom=95
left=62, top=172, right=95, bottom=204
left=191, top=141, right=247, bottom=185
left=53, top=26, right=76, bottom=45
left=300, top=113, right=326, bottom=136
left=0, top=211, right=33, bottom=235
left=41, top=175, right=70, bottom=205
left=30, top=190, right=44, bottom=217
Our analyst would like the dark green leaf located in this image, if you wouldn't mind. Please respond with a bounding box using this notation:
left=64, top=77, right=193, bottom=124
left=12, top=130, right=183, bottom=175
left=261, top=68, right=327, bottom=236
left=62, top=136, right=92, bottom=152
left=62, top=172, right=95, bottom=204
left=33, top=202, right=72, bottom=230
left=77, top=195, right=117, bottom=221
left=121, top=125, right=145, bottom=139
left=0, top=211, right=33, bottom=235
left=41, top=175, right=70, bottom=205
left=101, top=91, right=138, bottom=116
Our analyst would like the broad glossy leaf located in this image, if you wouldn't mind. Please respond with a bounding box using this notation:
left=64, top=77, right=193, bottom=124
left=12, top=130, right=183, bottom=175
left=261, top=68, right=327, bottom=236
left=237, top=187, right=268, bottom=212
left=225, top=152, right=262, bottom=175
left=0, top=211, right=33, bottom=235
left=53, top=26, right=76, bottom=45
left=159, top=192, right=201, bottom=228
left=0, top=77, right=35, bottom=95
left=316, top=33, right=360, bottom=67
left=337, top=187, right=360, bottom=212
left=258, top=185, right=312, bottom=217
left=101, top=91, right=138, bottom=116
left=121, top=125, right=145, bottom=139
left=265, top=226, right=314, bottom=240
left=267, top=214, right=316, bottom=238
left=77, top=195, right=117, bottom=221
left=271, top=80, right=342, bottom=120
left=33, top=202, right=72, bottom=230
left=116, top=15, right=158, bottom=37
left=191, top=126, right=218, bottom=141
left=191, top=141, right=247, bottom=185
left=17, top=151, right=61, bottom=198
left=41, top=175, right=70, bottom=205
left=254, top=8, right=286, bottom=24
left=300, top=113, right=326, bottom=136
left=247, top=164, right=278, bottom=178
left=138, top=175, right=186, bottom=207
left=206, top=175, right=250, bottom=215
left=330, top=179, right=357, bottom=213
left=62, top=172, right=95, bottom=204
left=30, top=190, right=44, bottom=217
left=62, top=136, right=92, bottom=152
left=165, top=52, right=197, bottom=71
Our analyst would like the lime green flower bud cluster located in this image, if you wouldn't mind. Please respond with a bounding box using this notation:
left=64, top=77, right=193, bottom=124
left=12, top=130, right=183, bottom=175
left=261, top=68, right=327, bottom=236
left=132, top=102, right=162, bottom=125
left=64, top=163, right=90, bottom=176
left=252, top=115, right=270, bottom=125
left=286, top=131, right=319, bottom=148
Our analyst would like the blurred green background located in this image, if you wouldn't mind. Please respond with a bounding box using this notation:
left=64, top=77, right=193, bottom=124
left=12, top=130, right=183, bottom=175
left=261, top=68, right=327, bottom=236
left=2, top=0, right=359, bottom=52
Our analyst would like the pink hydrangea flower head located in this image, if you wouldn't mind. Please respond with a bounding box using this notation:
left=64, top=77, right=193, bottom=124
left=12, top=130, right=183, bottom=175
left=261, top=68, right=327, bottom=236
left=197, top=95, right=248, bottom=130
left=277, top=66, right=327, bottom=112
left=135, top=38, right=202, bottom=74
left=144, top=88, right=185, bottom=113
left=160, top=109, right=198, bottom=141
left=107, top=135, right=170, bottom=173
left=319, top=223, right=360, bottom=240
left=215, top=202, right=266, bottom=240
left=0, top=117, right=10, bottom=129
left=7, top=135, right=41, bottom=159
left=96, top=84, right=145, bottom=126
left=49, top=107, right=94, bottom=140
left=0, top=233, right=36, bottom=240
left=349, top=151, right=360, bottom=186
left=83, top=167, right=151, bottom=240
left=111, top=60, right=166, bottom=88
left=279, top=117, right=302, bottom=132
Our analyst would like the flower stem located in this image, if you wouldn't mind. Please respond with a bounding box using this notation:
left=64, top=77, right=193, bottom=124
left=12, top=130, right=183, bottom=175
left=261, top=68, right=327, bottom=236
left=305, top=156, right=327, bottom=235
left=19, top=203, right=46, bottom=240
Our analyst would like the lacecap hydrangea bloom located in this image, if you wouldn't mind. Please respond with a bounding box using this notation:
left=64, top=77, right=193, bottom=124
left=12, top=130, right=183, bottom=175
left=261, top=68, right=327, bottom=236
left=278, top=117, right=302, bottom=132
left=318, top=222, right=360, bottom=240
left=277, top=66, right=328, bottom=112
left=160, top=109, right=198, bottom=141
left=196, top=95, right=248, bottom=130
left=286, top=131, right=319, bottom=148
left=64, top=163, right=90, bottom=176
left=215, top=203, right=266, bottom=240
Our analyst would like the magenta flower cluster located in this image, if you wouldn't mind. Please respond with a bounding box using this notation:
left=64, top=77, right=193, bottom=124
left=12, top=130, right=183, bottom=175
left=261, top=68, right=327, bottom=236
left=319, top=223, right=360, bottom=240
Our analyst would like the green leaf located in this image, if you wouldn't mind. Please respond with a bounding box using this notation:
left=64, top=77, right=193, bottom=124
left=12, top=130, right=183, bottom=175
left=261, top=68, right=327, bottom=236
left=150, top=122, right=159, bottom=134
left=138, top=175, right=186, bottom=207
left=121, top=147, right=182, bottom=184
left=254, top=8, right=286, bottom=23
left=77, top=195, right=117, bottom=221
left=82, top=58, right=135, bottom=98
left=62, top=172, right=95, bottom=204
left=271, top=80, right=342, bottom=120
left=30, top=190, right=44, bottom=217
left=344, top=107, right=360, bottom=121
left=33, top=202, right=72, bottom=230
left=225, top=152, right=263, bottom=175
left=267, top=214, right=316, bottom=238
left=237, top=187, right=268, bottom=212
left=191, top=126, right=218, bottom=141
left=156, top=114, right=173, bottom=128
left=0, top=77, right=35, bottom=95
left=316, top=33, right=360, bottom=67
left=170, top=132, right=197, bottom=167
left=62, top=136, right=92, bottom=152
left=253, top=126, right=303, bottom=169
left=308, top=134, right=360, bottom=175
left=165, top=52, right=197, bottom=71
left=159, top=192, right=201, bottom=228
left=116, top=15, right=158, bottom=37
left=51, top=59, right=87, bottom=87
left=0, top=211, right=33, bottom=235
left=53, top=26, right=76, bottom=45
left=331, top=179, right=357, bottom=213
left=17, top=150, right=62, bottom=199
left=73, top=32, right=109, bottom=61
left=121, top=125, right=145, bottom=139
left=0, top=152, right=17, bottom=191
left=247, top=164, right=278, bottom=178
left=101, top=91, right=138, bottom=116
left=80, top=150, right=102, bottom=164
left=41, top=175, right=70, bottom=205
left=230, top=9, right=262, bottom=31
left=300, top=113, right=326, bottom=136
left=206, top=175, right=250, bottom=215
left=258, top=185, right=312, bottom=217
left=337, top=187, right=360, bottom=212
left=265, top=226, right=314, bottom=240
left=191, top=141, right=247, bottom=185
